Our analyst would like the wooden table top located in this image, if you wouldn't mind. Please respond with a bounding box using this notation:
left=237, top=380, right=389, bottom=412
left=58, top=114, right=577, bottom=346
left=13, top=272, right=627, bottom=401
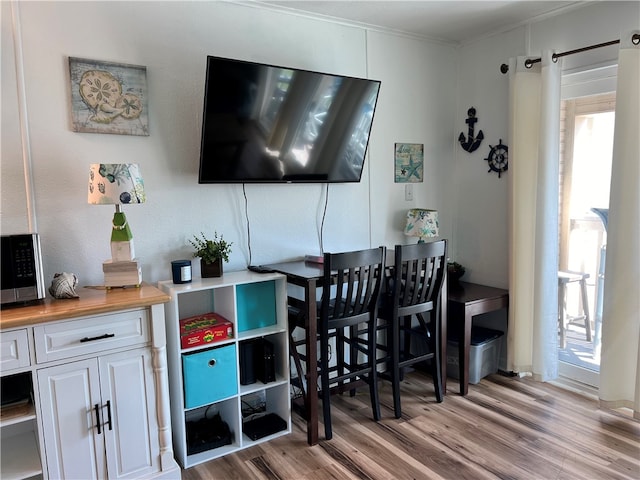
left=448, top=281, right=509, bottom=305
left=264, top=260, right=325, bottom=280
left=0, top=283, right=169, bottom=329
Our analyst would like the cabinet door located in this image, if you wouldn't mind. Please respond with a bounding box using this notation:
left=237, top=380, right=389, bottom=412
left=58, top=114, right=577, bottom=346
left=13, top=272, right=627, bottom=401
left=100, top=348, right=160, bottom=479
left=37, top=359, right=107, bottom=480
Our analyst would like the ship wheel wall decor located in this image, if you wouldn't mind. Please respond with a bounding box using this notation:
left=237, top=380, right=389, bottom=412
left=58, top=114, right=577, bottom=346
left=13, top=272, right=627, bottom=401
left=484, top=139, right=508, bottom=178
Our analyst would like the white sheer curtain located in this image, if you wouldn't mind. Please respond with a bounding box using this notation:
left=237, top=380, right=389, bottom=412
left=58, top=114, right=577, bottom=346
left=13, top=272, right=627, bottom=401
left=599, top=30, right=640, bottom=419
left=507, top=52, right=561, bottom=381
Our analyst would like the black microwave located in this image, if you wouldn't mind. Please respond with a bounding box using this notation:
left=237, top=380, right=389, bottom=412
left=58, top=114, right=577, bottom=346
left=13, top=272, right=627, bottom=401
left=1, top=234, right=46, bottom=305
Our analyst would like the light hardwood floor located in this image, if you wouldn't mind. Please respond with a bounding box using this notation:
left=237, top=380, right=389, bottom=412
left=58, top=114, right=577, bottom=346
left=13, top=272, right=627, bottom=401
left=182, top=372, right=640, bottom=480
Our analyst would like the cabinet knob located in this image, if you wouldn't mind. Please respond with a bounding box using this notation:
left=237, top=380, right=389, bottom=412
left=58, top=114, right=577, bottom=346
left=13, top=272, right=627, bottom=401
left=208, top=359, right=216, bottom=367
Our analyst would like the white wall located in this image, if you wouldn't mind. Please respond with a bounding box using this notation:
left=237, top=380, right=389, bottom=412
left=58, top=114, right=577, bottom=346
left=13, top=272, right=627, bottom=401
left=455, top=1, right=639, bottom=288
left=452, top=26, right=525, bottom=288
left=367, top=31, right=456, bottom=252
left=454, top=1, right=638, bottom=369
left=2, top=1, right=637, bottom=292
left=1, top=1, right=457, bottom=287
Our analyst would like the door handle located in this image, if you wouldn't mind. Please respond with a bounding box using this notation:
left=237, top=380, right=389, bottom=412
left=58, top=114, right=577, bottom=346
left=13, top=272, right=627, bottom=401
left=80, top=333, right=115, bottom=343
left=105, top=400, right=113, bottom=431
left=94, top=403, right=102, bottom=434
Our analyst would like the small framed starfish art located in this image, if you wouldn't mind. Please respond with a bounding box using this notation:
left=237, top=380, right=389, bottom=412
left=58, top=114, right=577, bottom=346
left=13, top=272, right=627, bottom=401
left=394, top=143, right=424, bottom=183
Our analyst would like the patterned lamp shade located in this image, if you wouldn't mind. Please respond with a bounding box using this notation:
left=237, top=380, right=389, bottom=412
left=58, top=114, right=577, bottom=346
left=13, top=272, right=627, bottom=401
left=88, top=163, right=145, bottom=264
left=405, top=209, right=439, bottom=241
left=88, top=163, right=145, bottom=205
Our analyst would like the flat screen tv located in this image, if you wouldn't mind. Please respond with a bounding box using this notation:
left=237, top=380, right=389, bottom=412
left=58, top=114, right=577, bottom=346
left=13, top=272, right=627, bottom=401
left=198, top=56, right=381, bottom=183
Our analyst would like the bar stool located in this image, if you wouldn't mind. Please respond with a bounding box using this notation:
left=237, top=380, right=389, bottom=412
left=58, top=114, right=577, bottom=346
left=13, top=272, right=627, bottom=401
left=378, top=240, right=446, bottom=418
left=558, top=270, right=591, bottom=348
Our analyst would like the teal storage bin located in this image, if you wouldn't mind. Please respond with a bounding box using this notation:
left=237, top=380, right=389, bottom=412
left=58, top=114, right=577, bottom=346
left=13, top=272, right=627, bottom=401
left=182, top=344, right=237, bottom=408
left=236, top=281, right=277, bottom=332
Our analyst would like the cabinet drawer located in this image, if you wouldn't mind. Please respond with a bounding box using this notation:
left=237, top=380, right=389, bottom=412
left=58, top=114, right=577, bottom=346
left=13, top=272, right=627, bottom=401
left=182, top=344, right=237, bottom=409
left=34, top=309, right=149, bottom=363
left=0, top=329, right=31, bottom=371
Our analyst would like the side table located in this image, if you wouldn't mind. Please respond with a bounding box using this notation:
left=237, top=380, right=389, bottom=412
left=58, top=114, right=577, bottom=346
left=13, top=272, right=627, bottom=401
left=448, top=281, right=509, bottom=395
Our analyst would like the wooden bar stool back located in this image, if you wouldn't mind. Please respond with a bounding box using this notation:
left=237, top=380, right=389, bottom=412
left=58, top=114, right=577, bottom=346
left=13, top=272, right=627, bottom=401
left=380, top=240, right=447, bottom=418
left=319, top=246, right=386, bottom=440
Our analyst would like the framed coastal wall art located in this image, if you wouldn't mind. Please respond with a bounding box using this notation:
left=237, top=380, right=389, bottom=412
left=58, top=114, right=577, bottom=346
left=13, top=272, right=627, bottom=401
left=394, top=142, right=424, bottom=183
left=68, top=57, right=149, bottom=136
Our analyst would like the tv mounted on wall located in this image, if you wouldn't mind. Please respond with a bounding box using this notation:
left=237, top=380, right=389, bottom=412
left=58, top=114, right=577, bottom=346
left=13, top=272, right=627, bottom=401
left=198, top=56, right=381, bottom=183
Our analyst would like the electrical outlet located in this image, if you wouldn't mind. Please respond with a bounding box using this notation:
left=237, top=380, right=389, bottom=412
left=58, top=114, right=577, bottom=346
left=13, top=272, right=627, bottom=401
left=405, top=184, right=413, bottom=201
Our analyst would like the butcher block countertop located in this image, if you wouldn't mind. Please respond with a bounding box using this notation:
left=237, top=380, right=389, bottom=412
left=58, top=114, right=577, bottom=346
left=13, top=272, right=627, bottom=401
left=0, top=284, right=169, bottom=330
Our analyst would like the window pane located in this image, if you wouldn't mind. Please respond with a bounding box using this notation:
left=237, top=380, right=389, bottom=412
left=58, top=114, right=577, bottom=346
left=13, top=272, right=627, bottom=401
left=570, top=111, right=615, bottom=217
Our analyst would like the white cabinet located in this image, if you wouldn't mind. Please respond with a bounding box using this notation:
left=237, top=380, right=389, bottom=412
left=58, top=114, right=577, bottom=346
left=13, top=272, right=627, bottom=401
left=37, top=358, right=106, bottom=479
left=158, top=271, right=291, bottom=469
left=38, top=348, right=159, bottom=480
left=100, top=350, right=159, bottom=479
left=0, top=285, right=180, bottom=480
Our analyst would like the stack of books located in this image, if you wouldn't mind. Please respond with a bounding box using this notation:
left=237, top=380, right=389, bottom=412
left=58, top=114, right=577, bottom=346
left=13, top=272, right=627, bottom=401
left=103, top=259, right=142, bottom=287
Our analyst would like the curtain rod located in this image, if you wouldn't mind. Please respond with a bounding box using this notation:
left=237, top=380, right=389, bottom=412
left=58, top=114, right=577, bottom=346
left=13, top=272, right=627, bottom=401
left=500, top=33, right=640, bottom=74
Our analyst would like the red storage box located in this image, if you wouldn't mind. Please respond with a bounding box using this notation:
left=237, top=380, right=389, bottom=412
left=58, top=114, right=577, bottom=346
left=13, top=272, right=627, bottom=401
left=179, top=312, right=233, bottom=349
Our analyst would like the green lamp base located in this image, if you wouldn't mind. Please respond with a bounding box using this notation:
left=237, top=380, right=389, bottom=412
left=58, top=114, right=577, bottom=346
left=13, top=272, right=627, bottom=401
left=111, top=209, right=135, bottom=261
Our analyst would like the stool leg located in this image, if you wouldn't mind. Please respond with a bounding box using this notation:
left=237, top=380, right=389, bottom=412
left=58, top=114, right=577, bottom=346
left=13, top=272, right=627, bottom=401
left=289, top=328, right=308, bottom=413
left=558, top=281, right=566, bottom=349
left=320, top=325, right=333, bottom=440
left=367, top=316, right=381, bottom=422
left=391, top=315, right=401, bottom=418
left=579, top=278, right=592, bottom=342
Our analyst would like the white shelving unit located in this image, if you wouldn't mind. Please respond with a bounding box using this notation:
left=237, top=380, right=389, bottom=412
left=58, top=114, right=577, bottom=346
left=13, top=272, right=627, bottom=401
left=0, top=391, right=42, bottom=480
left=158, top=271, right=291, bottom=469
left=1, top=326, right=43, bottom=480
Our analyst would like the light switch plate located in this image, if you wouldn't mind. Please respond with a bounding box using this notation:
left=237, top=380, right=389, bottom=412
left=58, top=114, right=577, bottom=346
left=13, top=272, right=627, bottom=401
left=405, top=184, right=413, bottom=201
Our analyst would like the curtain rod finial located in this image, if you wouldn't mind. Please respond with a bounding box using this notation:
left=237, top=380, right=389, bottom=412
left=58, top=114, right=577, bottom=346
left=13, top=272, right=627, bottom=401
left=500, top=63, right=509, bottom=74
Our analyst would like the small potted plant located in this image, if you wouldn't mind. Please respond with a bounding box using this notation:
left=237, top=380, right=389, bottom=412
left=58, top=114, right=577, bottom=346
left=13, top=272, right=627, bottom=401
left=447, top=261, right=466, bottom=287
left=189, top=231, right=232, bottom=278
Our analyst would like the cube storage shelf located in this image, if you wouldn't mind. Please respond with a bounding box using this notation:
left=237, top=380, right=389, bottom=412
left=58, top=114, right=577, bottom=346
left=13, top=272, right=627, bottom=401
left=158, top=271, right=291, bottom=469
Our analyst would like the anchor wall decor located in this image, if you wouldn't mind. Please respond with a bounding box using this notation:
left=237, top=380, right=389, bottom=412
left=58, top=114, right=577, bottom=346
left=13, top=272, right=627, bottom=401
left=458, top=107, right=484, bottom=152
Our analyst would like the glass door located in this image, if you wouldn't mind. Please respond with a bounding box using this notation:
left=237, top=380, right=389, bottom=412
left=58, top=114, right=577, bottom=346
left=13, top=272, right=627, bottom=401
left=558, top=91, right=615, bottom=387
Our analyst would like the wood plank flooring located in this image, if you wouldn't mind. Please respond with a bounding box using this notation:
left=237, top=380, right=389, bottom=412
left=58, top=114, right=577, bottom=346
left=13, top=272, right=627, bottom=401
left=181, top=372, right=640, bottom=480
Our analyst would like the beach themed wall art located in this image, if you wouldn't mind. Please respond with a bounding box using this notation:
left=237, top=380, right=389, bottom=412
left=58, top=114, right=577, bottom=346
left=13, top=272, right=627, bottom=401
left=394, top=143, right=424, bottom=183
left=68, top=57, right=149, bottom=136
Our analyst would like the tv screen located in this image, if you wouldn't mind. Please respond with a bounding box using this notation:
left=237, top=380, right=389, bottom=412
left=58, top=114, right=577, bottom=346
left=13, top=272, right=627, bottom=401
left=199, top=56, right=381, bottom=183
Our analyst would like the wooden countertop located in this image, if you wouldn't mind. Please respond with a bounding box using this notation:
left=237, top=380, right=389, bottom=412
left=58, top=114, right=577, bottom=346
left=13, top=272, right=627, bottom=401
left=0, top=283, right=169, bottom=330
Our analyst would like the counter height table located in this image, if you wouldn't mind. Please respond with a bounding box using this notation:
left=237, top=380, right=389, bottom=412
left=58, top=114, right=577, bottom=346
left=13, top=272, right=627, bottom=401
left=264, top=260, right=323, bottom=445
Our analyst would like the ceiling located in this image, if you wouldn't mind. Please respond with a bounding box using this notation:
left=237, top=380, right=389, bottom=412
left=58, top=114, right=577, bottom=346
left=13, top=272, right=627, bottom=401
left=257, top=1, right=586, bottom=44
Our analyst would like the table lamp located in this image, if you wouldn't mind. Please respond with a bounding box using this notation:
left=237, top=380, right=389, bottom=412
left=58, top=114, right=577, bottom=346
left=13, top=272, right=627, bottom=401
left=88, top=163, right=145, bottom=287
left=405, top=208, right=438, bottom=243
